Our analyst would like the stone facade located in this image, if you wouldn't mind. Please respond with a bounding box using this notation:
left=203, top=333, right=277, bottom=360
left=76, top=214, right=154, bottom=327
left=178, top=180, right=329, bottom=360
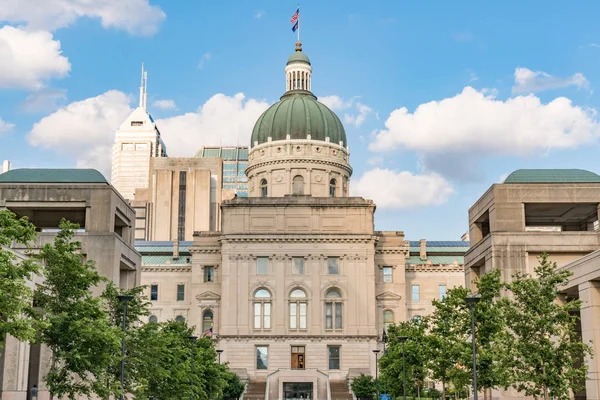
left=0, top=171, right=141, bottom=400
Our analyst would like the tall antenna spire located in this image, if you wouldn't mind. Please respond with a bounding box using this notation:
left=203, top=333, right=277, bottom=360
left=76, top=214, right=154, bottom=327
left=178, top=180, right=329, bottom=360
left=139, top=63, right=148, bottom=110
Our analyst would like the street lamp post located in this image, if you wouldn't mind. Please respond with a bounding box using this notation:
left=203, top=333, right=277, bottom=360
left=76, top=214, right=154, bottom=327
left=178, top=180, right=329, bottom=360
left=188, top=336, right=198, bottom=400
left=373, top=349, right=381, bottom=400
left=465, top=296, right=481, bottom=400
left=117, top=295, right=134, bottom=400
left=216, top=349, right=223, bottom=364
left=398, top=336, right=408, bottom=400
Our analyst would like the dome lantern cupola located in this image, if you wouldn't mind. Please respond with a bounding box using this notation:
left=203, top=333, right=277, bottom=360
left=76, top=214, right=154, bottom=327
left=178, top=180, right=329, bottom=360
left=285, top=41, right=312, bottom=92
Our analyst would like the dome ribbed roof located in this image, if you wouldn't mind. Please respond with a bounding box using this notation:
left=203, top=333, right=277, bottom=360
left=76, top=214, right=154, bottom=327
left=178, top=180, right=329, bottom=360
left=250, top=91, right=346, bottom=148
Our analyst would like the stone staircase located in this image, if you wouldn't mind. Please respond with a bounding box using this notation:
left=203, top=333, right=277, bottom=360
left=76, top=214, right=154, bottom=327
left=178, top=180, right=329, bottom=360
left=244, top=379, right=267, bottom=400
left=330, top=380, right=353, bottom=400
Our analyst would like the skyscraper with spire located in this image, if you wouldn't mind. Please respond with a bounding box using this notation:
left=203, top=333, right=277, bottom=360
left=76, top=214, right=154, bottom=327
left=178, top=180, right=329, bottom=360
left=111, top=64, right=167, bottom=200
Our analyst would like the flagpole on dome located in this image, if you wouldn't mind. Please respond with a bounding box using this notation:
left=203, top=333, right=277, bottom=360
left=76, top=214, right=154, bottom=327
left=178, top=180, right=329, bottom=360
left=297, top=4, right=300, bottom=42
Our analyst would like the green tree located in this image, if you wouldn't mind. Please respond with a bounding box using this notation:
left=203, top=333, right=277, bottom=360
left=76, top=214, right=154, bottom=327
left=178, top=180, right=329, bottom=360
left=132, top=320, right=226, bottom=400
left=351, top=374, right=376, bottom=400
left=471, top=269, right=512, bottom=399
left=504, top=253, right=592, bottom=400
left=222, top=370, right=246, bottom=400
left=34, top=219, right=121, bottom=400
left=428, top=286, right=471, bottom=399
left=101, top=282, right=151, bottom=397
left=380, top=319, right=430, bottom=399
left=0, top=210, right=41, bottom=347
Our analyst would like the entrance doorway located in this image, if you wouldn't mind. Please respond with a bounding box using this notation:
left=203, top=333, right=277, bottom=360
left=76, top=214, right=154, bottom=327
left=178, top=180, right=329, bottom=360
left=283, top=382, right=313, bottom=400
left=291, top=346, right=305, bottom=369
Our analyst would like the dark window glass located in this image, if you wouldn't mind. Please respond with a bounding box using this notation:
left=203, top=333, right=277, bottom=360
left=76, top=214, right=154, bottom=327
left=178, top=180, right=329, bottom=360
left=204, top=266, right=215, bottom=282
left=150, top=284, right=158, bottom=301
left=260, top=179, right=268, bottom=197
left=256, top=346, right=268, bottom=369
left=177, top=171, right=187, bottom=241
left=177, top=284, right=185, bottom=301
left=328, top=346, right=340, bottom=370
left=328, top=257, right=339, bottom=275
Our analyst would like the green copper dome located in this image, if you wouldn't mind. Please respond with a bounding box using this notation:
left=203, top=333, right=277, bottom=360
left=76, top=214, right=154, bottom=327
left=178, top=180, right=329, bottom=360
left=251, top=91, right=347, bottom=148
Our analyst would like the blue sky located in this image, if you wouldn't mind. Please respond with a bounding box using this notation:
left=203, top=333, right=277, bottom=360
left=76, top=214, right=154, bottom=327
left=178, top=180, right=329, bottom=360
left=1, top=1, right=600, bottom=240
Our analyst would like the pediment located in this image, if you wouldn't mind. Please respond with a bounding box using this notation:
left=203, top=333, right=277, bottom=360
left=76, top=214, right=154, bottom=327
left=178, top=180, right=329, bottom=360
left=376, top=291, right=402, bottom=301
left=196, top=291, right=221, bottom=301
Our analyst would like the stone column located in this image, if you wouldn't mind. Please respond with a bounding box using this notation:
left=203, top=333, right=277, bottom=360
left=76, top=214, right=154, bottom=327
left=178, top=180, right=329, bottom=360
left=579, top=280, right=600, bottom=400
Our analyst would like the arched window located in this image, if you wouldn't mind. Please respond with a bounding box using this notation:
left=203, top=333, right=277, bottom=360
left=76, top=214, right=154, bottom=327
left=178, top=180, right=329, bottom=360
left=149, top=315, right=158, bottom=323
left=289, top=289, right=307, bottom=329
left=329, top=179, right=337, bottom=197
left=383, top=310, right=394, bottom=331
left=175, top=315, right=185, bottom=323
left=202, top=310, right=214, bottom=335
left=260, top=178, right=268, bottom=197
left=292, top=175, right=304, bottom=195
left=325, top=288, right=342, bottom=329
left=254, top=289, right=271, bottom=329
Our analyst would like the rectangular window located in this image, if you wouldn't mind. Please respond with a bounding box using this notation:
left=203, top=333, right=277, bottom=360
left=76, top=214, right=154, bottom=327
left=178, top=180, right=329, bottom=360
left=326, top=302, right=342, bottom=329
left=256, top=346, right=268, bottom=370
left=290, top=303, right=297, bottom=329
left=254, top=303, right=262, bottom=329
left=204, top=266, right=214, bottom=282
left=383, top=266, right=393, bottom=283
left=135, top=143, right=148, bottom=151
left=150, top=284, right=158, bottom=301
left=292, top=257, right=304, bottom=275
left=439, top=285, right=447, bottom=300
left=122, top=143, right=134, bottom=150
left=335, top=303, right=342, bottom=329
left=177, top=171, right=187, bottom=241
left=130, top=121, right=143, bottom=126
left=327, top=257, right=339, bottom=275
left=328, top=346, right=340, bottom=370
left=412, top=285, right=420, bottom=302
left=263, top=303, right=271, bottom=329
left=257, top=257, right=269, bottom=275
left=176, top=284, right=185, bottom=301
left=299, top=303, right=307, bottom=329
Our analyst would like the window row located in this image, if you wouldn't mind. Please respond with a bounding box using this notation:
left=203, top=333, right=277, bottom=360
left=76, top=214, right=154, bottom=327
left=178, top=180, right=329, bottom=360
left=149, top=283, right=190, bottom=301
left=253, top=287, right=343, bottom=330
left=256, top=345, right=341, bottom=370
left=409, top=284, right=447, bottom=302
left=256, top=257, right=339, bottom=275
left=258, top=177, right=341, bottom=197
left=121, top=143, right=149, bottom=151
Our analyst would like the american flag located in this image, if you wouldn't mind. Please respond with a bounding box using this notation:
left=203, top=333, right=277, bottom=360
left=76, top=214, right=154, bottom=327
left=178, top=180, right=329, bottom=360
left=204, top=327, right=213, bottom=337
left=291, top=8, right=299, bottom=32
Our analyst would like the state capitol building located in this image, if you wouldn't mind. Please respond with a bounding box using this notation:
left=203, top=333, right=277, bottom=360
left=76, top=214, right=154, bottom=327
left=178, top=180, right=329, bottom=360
left=110, top=42, right=466, bottom=399
left=3, top=40, right=600, bottom=400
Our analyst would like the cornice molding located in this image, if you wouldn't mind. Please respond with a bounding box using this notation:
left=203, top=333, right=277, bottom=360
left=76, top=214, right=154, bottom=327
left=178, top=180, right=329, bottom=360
left=141, top=266, right=191, bottom=272
left=246, top=158, right=353, bottom=175
left=406, top=265, right=464, bottom=272
left=215, top=334, right=378, bottom=342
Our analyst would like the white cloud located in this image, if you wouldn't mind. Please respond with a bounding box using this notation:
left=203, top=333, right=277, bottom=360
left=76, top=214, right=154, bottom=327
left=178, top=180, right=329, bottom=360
left=198, top=53, right=212, bottom=69
left=469, top=71, right=479, bottom=83
left=0, top=26, right=70, bottom=89
left=319, top=95, right=356, bottom=110
left=367, top=156, right=384, bottom=166
left=0, top=117, right=15, bottom=134
left=343, top=102, right=377, bottom=127
left=157, top=93, right=269, bottom=156
left=352, top=168, right=454, bottom=209
left=254, top=11, right=265, bottom=18
left=319, top=95, right=376, bottom=127
left=20, top=89, right=67, bottom=112
left=0, top=0, right=165, bottom=36
left=152, top=99, right=176, bottom=110
left=369, top=86, right=599, bottom=157
left=27, top=90, right=133, bottom=178
left=512, top=67, right=589, bottom=94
